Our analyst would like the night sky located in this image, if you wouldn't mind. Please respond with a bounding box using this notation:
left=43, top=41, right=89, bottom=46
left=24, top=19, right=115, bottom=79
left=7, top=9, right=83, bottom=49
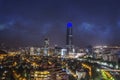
left=0, top=0, right=120, bottom=47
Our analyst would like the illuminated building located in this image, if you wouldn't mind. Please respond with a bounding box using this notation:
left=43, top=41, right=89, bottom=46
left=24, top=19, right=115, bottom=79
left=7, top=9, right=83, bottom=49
left=30, top=47, right=34, bottom=55
left=61, top=49, right=67, bottom=57
left=66, top=22, right=74, bottom=55
left=36, top=48, right=40, bottom=55
left=44, top=38, right=49, bottom=56
left=44, top=38, right=49, bottom=48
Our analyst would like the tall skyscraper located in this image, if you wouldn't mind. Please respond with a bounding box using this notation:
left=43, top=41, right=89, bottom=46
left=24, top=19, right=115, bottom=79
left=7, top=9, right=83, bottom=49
left=66, top=22, right=73, bottom=53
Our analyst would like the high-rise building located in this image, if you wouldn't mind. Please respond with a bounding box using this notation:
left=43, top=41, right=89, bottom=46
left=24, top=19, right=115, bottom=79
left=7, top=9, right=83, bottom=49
left=66, top=22, right=73, bottom=53
left=44, top=38, right=49, bottom=56
left=44, top=38, right=49, bottom=48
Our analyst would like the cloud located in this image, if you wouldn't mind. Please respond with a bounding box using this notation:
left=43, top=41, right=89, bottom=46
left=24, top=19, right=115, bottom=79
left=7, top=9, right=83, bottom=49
left=0, top=24, right=6, bottom=31
left=0, top=20, right=14, bottom=31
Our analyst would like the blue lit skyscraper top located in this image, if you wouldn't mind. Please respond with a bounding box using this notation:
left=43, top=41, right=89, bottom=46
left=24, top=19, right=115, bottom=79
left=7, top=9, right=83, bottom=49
left=67, top=22, right=72, bottom=28
left=66, top=22, right=73, bottom=53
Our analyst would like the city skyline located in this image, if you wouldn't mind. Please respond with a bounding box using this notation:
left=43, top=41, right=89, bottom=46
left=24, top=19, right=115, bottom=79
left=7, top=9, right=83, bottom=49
left=0, top=0, right=120, bottom=47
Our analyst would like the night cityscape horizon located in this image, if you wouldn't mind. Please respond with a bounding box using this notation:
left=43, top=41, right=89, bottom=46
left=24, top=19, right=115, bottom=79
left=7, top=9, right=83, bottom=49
left=0, top=0, right=120, bottom=47
left=0, top=0, right=120, bottom=80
